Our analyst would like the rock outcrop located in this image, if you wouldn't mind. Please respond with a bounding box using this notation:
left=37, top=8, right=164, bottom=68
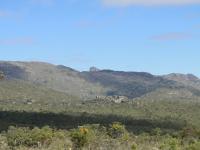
left=95, top=95, right=128, bottom=103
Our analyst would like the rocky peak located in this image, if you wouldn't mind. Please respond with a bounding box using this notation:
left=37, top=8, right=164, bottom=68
left=89, top=67, right=100, bottom=72
left=165, top=73, right=199, bottom=82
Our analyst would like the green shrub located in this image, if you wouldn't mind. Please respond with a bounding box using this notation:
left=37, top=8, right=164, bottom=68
left=0, top=135, right=9, bottom=150
left=186, top=142, right=200, bottom=150
left=151, top=128, right=162, bottom=136
left=160, top=137, right=180, bottom=150
left=70, top=126, right=90, bottom=149
left=6, top=126, right=31, bottom=147
left=108, top=122, right=127, bottom=139
left=180, top=127, right=200, bottom=138
left=131, top=142, right=137, bottom=150
left=6, top=126, right=53, bottom=147
left=30, top=126, right=53, bottom=146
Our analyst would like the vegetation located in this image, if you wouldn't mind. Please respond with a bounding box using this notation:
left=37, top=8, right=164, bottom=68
left=1, top=122, right=200, bottom=149
left=0, top=71, right=4, bottom=80
left=0, top=98, right=200, bottom=149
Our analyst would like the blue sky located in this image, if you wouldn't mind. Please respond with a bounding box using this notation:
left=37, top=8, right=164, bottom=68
left=0, top=0, right=200, bottom=76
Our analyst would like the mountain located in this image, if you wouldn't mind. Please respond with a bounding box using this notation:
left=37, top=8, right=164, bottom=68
left=163, top=73, right=200, bottom=90
left=81, top=70, right=187, bottom=98
left=0, top=61, right=200, bottom=101
left=0, top=61, right=106, bottom=99
left=0, top=79, right=79, bottom=105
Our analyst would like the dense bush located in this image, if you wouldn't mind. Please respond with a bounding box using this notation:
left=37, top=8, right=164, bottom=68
left=180, top=127, right=200, bottom=138
left=1, top=98, right=200, bottom=150
left=159, top=137, right=181, bottom=150
left=6, top=126, right=54, bottom=147
left=0, top=135, right=9, bottom=150
left=131, top=142, right=137, bottom=150
left=70, top=126, right=91, bottom=149
left=151, top=128, right=162, bottom=136
left=108, top=122, right=128, bottom=139
left=186, top=142, right=200, bottom=150
left=1, top=123, right=200, bottom=150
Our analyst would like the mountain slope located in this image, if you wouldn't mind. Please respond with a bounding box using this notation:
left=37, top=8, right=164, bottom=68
left=163, top=73, right=200, bottom=90
left=0, top=61, right=200, bottom=100
left=0, top=61, right=106, bottom=99
left=0, top=79, right=79, bottom=104
left=80, top=70, right=186, bottom=98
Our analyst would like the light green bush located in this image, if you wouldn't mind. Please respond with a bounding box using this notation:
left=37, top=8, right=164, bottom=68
left=70, top=126, right=90, bottom=149
left=6, top=126, right=53, bottom=147
left=108, top=122, right=127, bottom=139
left=186, top=142, right=200, bottom=150
left=131, top=142, right=137, bottom=150
left=160, top=137, right=181, bottom=150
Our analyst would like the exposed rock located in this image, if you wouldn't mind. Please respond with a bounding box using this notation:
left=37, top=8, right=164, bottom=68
left=89, top=67, right=100, bottom=72
left=24, top=99, right=35, bottom=105
left=95, top=95, right=128, bottom=103
left=165, top=73, right=199, bottom=82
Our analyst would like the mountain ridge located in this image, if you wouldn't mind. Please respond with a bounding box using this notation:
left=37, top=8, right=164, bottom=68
left=0, top=60, right=200, bottom=101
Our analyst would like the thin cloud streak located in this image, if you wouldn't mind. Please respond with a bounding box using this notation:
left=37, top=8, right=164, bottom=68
left=0, top=10, right=11, bottom=17
left=151, top=32, right=192, bottom=41
left=102, top=0, right=200, bottom=7
left=30, top=0, right=54, bottom=6
left=0, top=37, right=34, bottom=45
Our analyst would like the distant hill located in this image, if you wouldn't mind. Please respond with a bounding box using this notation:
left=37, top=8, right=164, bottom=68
left=163, top=73, right=200, bottom=90
left=0, top=79, right=79, bottom=105
left=81, top=70, right=196, bottom=98
left=0, top=61, right=200, bottom=101
left=0, top=61, right=106, bottom=99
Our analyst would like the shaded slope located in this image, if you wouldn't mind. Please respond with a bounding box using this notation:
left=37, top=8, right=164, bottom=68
left=80, top=70, right=184, bottom=98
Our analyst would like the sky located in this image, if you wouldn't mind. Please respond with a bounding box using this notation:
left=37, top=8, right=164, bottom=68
left=0, top=0, right=200, bottom=76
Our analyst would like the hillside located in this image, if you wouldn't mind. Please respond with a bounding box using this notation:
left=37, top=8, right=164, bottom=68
left=0, top=61, right=106, bottom=99
left=81, top=70, right=200, bottom=99
left=163, top=73, right=200, bottom=90
left=0, top=79, right=79, bottom=107
left=0, top=61, right=200, bottom=100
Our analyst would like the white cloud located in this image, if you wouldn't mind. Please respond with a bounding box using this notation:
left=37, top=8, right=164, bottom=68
left=102, top=0, right=200, bottom=7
